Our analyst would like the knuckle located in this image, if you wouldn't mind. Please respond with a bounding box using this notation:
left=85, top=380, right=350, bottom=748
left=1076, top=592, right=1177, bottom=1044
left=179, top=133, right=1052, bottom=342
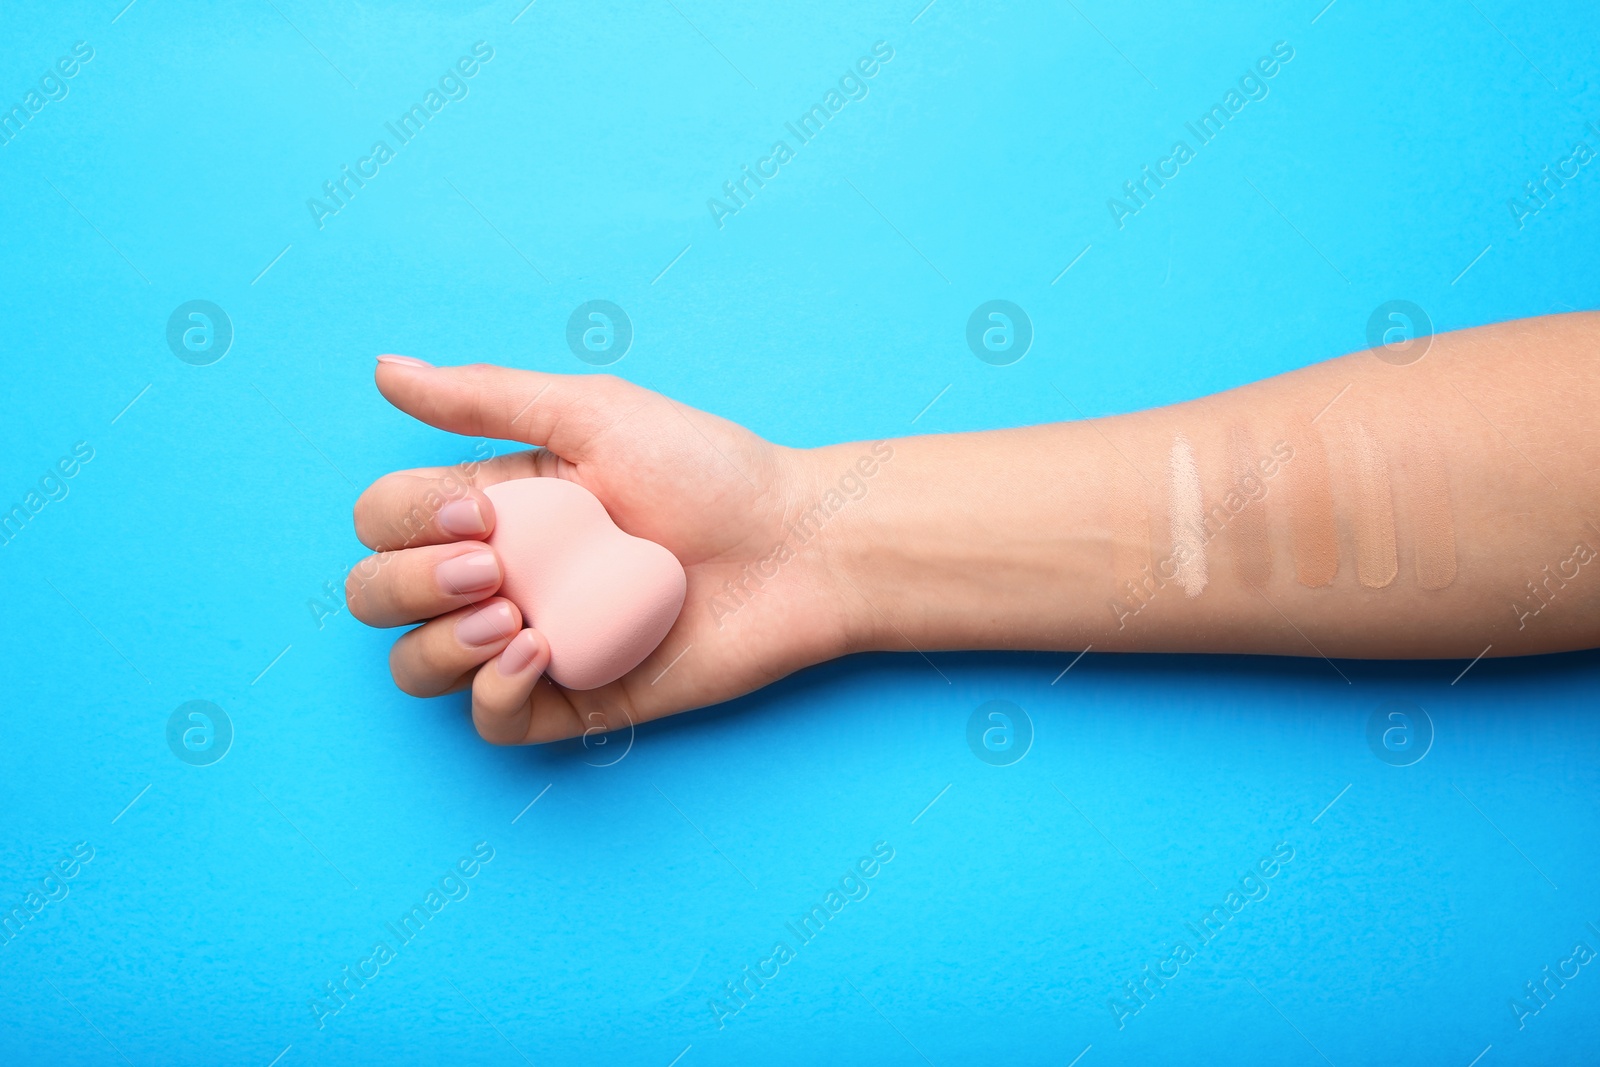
left=388, top=501, right=434, bottom=550
left=460, top=364, right=505, bottom=401
left=473, top=709, right=521, bottom=746
left=592, top=373, right=633, bottom=398
left=433, top=466, right=473, bottom=503
left=344, top=568, right=372, bottom=622
left=344, top=553, right=394, bottom=623
left=355, top=474, right=419, bottom=550
left=390, top=659, right=433, bottom=697
left=388, top=656, right=422, bottom=696
left=410, top=630, right=458, bottom=678
left=389, top=634, right=451, bottom=698
left=352, top=488, right=381, bottom=545
left=530, top=448, right=562, bottom=477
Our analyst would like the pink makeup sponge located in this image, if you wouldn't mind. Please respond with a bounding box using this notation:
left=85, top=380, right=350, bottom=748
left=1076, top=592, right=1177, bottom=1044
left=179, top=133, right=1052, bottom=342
left=482, top=478, right=686, bottom=690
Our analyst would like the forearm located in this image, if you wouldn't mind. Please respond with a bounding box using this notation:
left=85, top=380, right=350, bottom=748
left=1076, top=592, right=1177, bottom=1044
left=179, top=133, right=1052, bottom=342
left=817, top=313, right=1600, bottom=660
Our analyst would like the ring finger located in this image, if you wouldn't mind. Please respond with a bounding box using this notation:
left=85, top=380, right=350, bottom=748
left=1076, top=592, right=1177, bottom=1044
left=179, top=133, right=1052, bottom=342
left=390, top=597, right=524, bottom=697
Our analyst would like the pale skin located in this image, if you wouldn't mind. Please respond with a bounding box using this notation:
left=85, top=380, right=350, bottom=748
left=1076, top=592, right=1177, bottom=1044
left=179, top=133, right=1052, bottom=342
left=348, top=312, right=1600, bottom=744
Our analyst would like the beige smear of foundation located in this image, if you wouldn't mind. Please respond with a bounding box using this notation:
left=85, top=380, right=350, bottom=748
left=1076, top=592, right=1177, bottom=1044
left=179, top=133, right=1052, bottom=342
left=1288, top=430, right=1339, bottom=588
left=1167, top=433, right=1209, bottom=597
left=1409, top=437, right=1458, bottom=589
left=1347, top=422, right=1398, bottom=588
left=1228, top=426, right=1272, bottom=586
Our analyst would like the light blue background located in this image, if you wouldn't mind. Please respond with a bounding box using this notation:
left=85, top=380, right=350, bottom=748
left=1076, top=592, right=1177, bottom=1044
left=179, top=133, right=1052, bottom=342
left=2, top=0, right=1597, bottom=1063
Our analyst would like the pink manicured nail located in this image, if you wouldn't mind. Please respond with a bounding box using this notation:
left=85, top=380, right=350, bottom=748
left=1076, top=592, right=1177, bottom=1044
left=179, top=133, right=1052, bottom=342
left=438, top=499, right=487, bottom=537
left=377, top=354, right=432, bottom=368
left=498, top=630, right=545, bottom=676
left=436, top=551, right=500, bottom=595
left=455, top=601, right=518, bottom=647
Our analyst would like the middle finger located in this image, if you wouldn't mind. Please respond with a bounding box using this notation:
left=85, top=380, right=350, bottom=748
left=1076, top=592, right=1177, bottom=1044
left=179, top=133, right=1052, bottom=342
left=389, top=597, right=524, bottom=697
left=346, top=542, right=503, bottom=628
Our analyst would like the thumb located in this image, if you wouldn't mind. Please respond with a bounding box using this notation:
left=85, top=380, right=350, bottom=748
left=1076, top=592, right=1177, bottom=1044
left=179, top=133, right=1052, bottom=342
left=375, top=357, right=631, bottom=459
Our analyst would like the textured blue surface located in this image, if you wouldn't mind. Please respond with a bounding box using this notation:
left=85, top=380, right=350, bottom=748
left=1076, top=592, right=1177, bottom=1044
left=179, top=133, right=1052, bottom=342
left=2, top=1, right=1597, bottom=1064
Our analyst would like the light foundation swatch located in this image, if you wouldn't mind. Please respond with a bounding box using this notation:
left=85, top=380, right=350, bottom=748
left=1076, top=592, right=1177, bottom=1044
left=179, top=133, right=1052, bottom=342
left=1228, top=426, right=1272, bottom=586
left=1348, top=422, right=1398, bottom=588
left=1167, top=434, right=1208, bottom=597
left=1410, top=437, right=1458, bottom=589
left=1288, top=431, right=1339, bottom=588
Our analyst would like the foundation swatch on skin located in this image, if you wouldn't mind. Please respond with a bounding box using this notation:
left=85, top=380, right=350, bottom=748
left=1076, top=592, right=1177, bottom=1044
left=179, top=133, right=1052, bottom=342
left=1228, top=426, right=1272, bottom=587
left=1347, top=422, right=1398, bottom=588
left=1410, top=436, right=1458, bottom=590
left=1288, top=430, right=1339, bottom=588
left=1167, top=433, right=1209, bottom=597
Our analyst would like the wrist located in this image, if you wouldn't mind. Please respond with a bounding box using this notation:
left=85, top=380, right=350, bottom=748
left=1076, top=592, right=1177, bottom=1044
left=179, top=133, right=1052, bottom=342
left=787, top=440, right=902, bottom=657
left=806, top=425, right=1114, bottom=656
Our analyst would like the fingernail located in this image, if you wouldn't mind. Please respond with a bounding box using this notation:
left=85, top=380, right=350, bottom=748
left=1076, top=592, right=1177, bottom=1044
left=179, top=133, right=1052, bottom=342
left=438, top=499, right=487, bottom=537
left=436, top=551, right=500, bottom=595
left=498, top=630, right=545, bottom=676
left=456, top=601, right=518, bottom=647
left=377, top=354, right=432, bottom=368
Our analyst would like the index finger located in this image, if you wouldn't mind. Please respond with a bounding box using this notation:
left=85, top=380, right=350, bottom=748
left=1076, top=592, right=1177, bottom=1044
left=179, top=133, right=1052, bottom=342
left=353, top=451, right=549, bottom=551
left=374, top=359, right=636, bottom=460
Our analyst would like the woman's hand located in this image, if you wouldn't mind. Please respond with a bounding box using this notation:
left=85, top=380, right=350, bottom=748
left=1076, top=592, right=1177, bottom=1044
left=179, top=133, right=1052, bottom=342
left=348, top=314, right=1600, bottom=747
left=347, top=358, right=859, bottom=744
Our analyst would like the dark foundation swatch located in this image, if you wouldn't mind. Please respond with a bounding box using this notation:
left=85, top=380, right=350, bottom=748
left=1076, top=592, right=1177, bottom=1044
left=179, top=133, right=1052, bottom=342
left=1289, top=430, right=1339, bottom=588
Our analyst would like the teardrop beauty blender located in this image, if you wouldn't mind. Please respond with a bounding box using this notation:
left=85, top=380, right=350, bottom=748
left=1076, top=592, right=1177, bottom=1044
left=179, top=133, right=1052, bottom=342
left=482, top=478, right=686, bottom=690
